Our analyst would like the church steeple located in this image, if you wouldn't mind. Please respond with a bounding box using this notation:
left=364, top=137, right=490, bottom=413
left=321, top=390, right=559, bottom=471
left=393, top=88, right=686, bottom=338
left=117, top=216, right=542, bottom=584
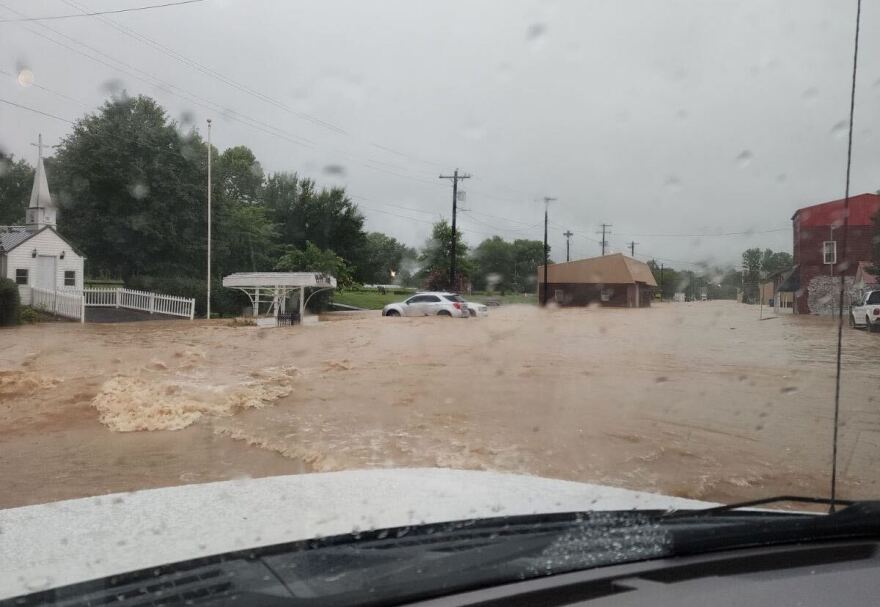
left=25, top=134, right=57, bottom=230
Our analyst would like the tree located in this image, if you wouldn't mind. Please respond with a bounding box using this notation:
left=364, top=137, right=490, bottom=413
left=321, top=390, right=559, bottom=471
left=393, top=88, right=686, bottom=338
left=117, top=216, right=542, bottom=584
left=512, top=239, right=546, bottom=293
left=51, top=95, right=207, bottom=279
left=418, top=220, right=471, bottom=291
left=358, top=232, right=416, bottom=285
left=216, top=145, right=263, bottom=205
left=275, top=241, right=353, bottom=310
left=0, top=153, right=34, bottom=225
left=263, top=171, right=367, bottom=276
left=471, top=236, right=515, bottom=292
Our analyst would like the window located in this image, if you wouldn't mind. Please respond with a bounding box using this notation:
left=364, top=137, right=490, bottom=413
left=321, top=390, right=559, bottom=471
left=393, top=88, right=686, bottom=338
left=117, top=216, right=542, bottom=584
left=422, top=295, right=441, bottom=303
left=823, top=241, right=837, bottom=265
left=867, top=292, right=880, bottom=305
left=64, top=271, right=76, bottom=287
left=443, top=295, right=464, bottom=302
left=15, top=269, right=28, bottom=285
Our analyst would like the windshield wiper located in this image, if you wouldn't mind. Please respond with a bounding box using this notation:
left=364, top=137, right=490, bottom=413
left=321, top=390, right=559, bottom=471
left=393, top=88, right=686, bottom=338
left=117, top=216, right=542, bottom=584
left=663, top=495, right=857, bottom=519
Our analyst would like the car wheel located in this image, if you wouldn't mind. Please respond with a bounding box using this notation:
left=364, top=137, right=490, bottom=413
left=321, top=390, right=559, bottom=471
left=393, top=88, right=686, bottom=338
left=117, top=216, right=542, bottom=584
left=437, top=310, right=452, bottom=316
left=867, top=316, right=876, bottom=332
left=469, top=309, right=477, bottom=318
left=385, top=309, right=400, bottom=317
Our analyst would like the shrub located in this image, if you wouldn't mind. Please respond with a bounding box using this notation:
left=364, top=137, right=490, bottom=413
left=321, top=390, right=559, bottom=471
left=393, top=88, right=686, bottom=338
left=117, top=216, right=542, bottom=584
left=18, top=307, right=39, bottom=324
left=0, top=277, right=20, bottom=326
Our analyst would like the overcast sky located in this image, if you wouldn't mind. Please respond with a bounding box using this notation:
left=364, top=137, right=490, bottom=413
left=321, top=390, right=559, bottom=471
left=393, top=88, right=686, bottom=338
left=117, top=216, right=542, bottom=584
left=2, top=0, right=879, bottom=268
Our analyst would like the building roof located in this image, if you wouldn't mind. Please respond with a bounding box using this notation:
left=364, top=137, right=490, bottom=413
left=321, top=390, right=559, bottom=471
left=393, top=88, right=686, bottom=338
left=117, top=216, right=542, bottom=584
left=0, top=226, right=34, bottom=253
left=791, top=192, right=880, bottom=227
left=537, top=253, right=658, bottom=286
left=222, top=272, right=337, bottom=289
left=0, top=225, right=84, bottom=257
left=28, top=156, right=55, bottom=210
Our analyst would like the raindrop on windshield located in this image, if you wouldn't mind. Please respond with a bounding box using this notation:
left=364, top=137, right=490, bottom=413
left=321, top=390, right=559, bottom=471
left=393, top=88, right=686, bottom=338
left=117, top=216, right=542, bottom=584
left=831, top=120, right=849, bottom=139
left=17, top=68, right=34, bottom=87
left=735, top=150, right=753, bottom=168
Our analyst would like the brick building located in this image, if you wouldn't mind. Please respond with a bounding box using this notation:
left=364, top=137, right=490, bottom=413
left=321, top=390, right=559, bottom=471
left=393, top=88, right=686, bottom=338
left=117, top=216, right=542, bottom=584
left=788, top=192, right=880, bottom=315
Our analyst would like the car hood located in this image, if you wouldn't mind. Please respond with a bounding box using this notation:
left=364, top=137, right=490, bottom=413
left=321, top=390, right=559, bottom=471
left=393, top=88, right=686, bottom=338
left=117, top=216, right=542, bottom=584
left=0, top=468, right=714, bottom=599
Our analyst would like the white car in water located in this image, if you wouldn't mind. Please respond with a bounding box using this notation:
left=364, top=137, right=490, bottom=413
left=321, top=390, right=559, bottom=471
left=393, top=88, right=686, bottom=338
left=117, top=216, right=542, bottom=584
left=465, top=301, right=489, bottom=318
left=382, top=292, right=469, bottom=317
left=850, top=290, right=880, bottom=331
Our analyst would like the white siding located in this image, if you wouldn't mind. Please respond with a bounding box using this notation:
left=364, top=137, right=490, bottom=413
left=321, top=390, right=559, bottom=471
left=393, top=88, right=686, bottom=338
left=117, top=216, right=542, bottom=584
left=4, top=229, right=84, bottom=306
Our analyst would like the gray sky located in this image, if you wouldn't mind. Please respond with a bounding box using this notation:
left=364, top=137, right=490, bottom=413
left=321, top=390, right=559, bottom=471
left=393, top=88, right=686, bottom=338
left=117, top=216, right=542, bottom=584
left=2, top=0, right=879, bottom=269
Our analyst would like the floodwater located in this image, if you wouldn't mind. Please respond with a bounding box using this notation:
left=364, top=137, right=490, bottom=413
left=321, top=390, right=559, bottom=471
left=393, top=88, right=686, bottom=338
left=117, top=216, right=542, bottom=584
left=2, top=301, right=879, bottom=509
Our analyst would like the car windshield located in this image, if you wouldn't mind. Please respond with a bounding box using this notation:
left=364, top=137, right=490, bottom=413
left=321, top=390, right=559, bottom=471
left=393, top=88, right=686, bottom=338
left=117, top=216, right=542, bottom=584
left=1, top=0, right=879, bottom=602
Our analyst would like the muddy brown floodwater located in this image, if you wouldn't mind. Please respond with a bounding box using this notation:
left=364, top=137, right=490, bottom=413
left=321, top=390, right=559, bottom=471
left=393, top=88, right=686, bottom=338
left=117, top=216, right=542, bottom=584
left=2, top=301, right=879, bottom=510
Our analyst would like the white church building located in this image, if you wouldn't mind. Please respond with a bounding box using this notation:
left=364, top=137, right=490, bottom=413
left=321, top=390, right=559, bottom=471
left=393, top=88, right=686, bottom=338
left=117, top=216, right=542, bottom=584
left=0, top=141, right=85, bottom=305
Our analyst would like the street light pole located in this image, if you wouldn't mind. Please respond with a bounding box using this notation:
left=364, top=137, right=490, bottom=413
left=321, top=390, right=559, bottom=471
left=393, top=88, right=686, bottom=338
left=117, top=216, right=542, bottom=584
left=206, top=118, right=212, bottom=320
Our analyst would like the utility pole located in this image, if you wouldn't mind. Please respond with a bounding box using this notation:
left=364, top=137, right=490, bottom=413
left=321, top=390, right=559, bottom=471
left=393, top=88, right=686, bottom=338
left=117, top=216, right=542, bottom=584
left=628, top=241, right=638, bottom=256
left=660, top=262, right=664, bottom=301
left=563, top=230, right=574, bottom=262
left=206, top=119, right=213, bottom=320
left=439, top=169, right=471, bottom=290
left=542, top=197, right=556, bottom=306
left=597, top=224, right=612, bottom=255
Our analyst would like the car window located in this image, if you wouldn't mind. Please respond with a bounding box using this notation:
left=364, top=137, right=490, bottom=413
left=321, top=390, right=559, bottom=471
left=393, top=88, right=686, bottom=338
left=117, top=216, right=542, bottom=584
left=422, top=295, right=441, bottom=303
left=867, top=292, right=880, bottom=305
left=443, top=295, right=464, bottom=302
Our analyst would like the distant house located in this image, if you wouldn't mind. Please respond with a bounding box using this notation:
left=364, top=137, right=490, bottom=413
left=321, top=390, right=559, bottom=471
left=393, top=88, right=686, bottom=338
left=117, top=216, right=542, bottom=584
left=536, top=253, right=657, bottom=307
left=0, top=150, right=85, bottom=305
left=783, top=192, right=880, bottom=315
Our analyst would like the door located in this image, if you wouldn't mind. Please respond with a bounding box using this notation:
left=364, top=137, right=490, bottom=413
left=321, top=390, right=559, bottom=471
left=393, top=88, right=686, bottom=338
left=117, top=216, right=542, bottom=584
left=36, top=255, right=57, bottom=291
left=402, top=295, right=426, bottom=317
left=420, top=295, right=442, bottom=315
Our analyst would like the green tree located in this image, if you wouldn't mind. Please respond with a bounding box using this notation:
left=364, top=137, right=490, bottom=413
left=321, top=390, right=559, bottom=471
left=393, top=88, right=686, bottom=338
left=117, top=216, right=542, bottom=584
left=512, top=239, right=546, bottom=293
left=358, top=232, right=416, bottom=284
left=471, top=236, right=515, bottom=292
left=51, top=95, right=207, bottom=278
left=0, top=153, right=34, bottom=225
left=216, top=145, right=263, bottom=205
left=418, top=220, right=471, bottom=290
left=263, top=171, right=366, bottom=276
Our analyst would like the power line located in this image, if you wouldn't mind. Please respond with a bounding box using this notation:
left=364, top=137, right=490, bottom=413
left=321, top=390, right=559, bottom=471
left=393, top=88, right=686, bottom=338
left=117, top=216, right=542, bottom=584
left=0, top=0, right=206, bottom=23
left=0, top=97, right=74, bottom=124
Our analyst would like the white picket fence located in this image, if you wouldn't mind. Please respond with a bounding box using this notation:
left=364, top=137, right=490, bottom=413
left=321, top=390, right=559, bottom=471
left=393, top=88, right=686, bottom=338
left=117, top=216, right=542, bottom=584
left=84, top=287, right=196, bottom=319
left=31, top=287, right=195, bottom=322
left=31, top=286, right=86, bottom=323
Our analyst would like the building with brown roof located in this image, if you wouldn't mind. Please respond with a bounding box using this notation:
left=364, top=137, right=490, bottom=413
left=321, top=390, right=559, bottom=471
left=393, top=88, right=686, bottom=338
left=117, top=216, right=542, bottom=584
left=537, top=253, right=657, bottom=307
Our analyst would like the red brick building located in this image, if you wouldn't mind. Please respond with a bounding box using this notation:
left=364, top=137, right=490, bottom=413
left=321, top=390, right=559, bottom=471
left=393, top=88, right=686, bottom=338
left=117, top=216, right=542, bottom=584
left=789, top=192, right=880, bottom=314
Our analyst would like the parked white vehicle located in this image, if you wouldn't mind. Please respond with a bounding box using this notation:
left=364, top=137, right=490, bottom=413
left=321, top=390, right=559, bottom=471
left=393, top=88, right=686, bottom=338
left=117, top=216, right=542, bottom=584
left=850, top=290, right=880, bottom=331
left=382, top=292, right=468, bottom=318
left=466, top=301, right=489, bottom=318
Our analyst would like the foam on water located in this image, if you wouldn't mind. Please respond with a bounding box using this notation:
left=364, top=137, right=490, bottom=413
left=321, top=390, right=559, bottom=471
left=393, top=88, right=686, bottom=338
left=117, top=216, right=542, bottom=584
left=91, top=365, right=301, bottom=432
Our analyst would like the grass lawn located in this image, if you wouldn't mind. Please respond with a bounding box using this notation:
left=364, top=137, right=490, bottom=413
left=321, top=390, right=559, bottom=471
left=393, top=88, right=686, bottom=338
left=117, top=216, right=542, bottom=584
left=331, top=290, right=411, bottom=310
